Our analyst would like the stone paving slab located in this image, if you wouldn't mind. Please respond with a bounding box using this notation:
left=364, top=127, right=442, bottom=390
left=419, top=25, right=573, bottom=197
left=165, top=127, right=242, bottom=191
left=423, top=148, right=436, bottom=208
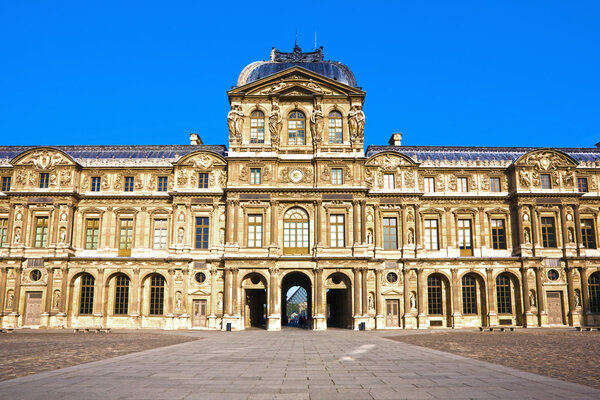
left=0, top=329, right=598, bottom=399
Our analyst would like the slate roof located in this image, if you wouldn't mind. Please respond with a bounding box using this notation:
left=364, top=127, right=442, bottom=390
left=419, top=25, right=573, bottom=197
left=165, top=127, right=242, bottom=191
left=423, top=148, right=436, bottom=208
left=0, top=145, right=228, bottom=165
left=366, top=145, right=600, bottom=164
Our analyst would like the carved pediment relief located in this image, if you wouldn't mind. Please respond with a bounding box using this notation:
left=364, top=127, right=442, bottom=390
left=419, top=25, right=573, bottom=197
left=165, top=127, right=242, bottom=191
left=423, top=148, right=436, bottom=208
left=365, top=152, right=417, bottom=168
left=177, top=152, right=227, bottom=168
left=516, top=149, right=578, bottom=171
left=11, top=148, right=77, bottom=170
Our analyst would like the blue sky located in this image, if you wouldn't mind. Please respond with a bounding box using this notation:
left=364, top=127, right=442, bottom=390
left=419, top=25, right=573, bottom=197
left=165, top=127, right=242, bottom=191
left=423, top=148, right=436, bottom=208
left=1, top=1, right=599, bottom=148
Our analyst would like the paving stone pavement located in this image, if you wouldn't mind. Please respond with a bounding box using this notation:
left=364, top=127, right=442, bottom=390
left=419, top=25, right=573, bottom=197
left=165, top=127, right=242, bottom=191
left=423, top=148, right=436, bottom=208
left=0, top=328, right=598, bottom=400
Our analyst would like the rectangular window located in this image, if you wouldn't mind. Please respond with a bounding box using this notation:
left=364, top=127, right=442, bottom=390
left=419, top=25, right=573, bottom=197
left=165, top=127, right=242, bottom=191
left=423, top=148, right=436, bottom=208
left=250, top=114, right=265, bottom=144
left=1, top=176, right=11, bottom=192
left=119, top=219, right=134, bottom=255
left=383, top=217, right=398, bottom=250
left=198, top=173, right=209, bottom=189
left=124, top=176, right=134, bottom=192
left=85, top=219, right=100, bottom=250
left=153, top=219, right=168, bottom=249
left=0, top=218, right=7, bottom=247
left=424, top=219, right=439, bottom=250
left=458, top=219, right=473, bottom=256
left=91, top=177, right=101, bottom=192
left=541, top=217, right=557, bottom=248
left=248, top=214, right=263, bottom=247
left=490, top=177, right=501, bottom=192
left=39, top=173, right=49, bottom=188
left=332, top=168, right=343, bottom=185
left=581, top=219, right=596, bottom=249
left=578, top=177, right=588, bottom=193
left=491, top=219, right=507, bottom=250
left=330, top=214, right=345, bottom=248
left=250, top=168, right=261, bottom=185
left=34, top=217, right=49, bottom=248
left=383, top=174, right=395, bottom=189
left=424, top=177, right=435, bottom=192
left=458, top=177, right=468, bottom=192
left=157, top=177, right=168, bottom=192
left=541, top=174, right=551, bottom=189
left=328, top=114, right=343, bottom=144
left=195, top=217, right=209, bottom=249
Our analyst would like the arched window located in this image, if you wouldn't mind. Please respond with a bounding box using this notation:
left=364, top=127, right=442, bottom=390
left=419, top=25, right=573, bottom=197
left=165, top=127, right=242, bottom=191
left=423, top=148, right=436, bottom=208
left=283, top=207, right=309, bottom=255
left=288, top=111, right=305, bottom=145
left=79, top=274, right=95, bottom=315
left=496, top=274, right=512, bottom=314
left=462, top=274, right=477, bottom=314
left=328, top=111, right=343, bottom=144
left=150, top=275, right=165, bottom=315
left=589, top=272, right=600, bottom=313
left=114, top=274, right=130, bottom=315
left=427, top=275, right=442, bottom=315
left=250, top=110, right=265, bottom=144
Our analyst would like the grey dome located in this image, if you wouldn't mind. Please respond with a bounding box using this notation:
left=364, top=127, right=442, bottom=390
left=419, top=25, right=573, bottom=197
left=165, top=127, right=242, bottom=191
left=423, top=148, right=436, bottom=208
left=237, top=45, right=357, bottom=88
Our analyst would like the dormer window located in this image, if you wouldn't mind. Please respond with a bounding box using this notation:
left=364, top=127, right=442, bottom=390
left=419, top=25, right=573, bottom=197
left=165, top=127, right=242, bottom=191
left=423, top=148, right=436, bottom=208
left=39, top=173, right=49, bottom=188
left=124, top=176, right=134, bottom=192
left=541, top=174, right=551, bottom=189
left=383, top=174, right=395, bottom=189
left=328, top=111, right=343, bottom=144
left=250, top=110, right=265, bottom=144
left=288, top=111, right=305, bottom=145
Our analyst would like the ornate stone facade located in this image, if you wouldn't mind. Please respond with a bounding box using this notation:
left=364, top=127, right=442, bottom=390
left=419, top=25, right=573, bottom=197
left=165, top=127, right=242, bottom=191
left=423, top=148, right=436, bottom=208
left=1, top=46, right=599, bottom=331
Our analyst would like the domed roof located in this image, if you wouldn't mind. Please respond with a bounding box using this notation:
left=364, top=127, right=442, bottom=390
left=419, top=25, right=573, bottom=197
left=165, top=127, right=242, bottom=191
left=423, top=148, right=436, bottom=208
left=237, top=45, right=357, bottom=87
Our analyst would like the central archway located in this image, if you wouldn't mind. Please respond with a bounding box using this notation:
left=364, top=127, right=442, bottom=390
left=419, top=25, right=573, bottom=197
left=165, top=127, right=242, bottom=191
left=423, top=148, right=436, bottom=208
left=281, top=271, right=312, bottom=329
left=242, top=272, right=267, bottom=329
left=325, top=272, right=352, bottom=329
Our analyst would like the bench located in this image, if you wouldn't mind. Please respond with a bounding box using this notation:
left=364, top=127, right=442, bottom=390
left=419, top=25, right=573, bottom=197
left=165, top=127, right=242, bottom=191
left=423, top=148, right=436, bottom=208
left=74, top=327, right=111, bottom=333
left=479, top=327, right=515, bottom=332
left=576, top=327, right=599, bottom=332
left=1, top=328, right=14, bottom=333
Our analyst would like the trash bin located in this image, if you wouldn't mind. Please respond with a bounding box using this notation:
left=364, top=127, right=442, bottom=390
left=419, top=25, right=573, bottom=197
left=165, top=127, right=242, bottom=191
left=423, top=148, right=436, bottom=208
left=226, top=323, right=232, bottom=332
left=359, top=322, right=366, bottom=331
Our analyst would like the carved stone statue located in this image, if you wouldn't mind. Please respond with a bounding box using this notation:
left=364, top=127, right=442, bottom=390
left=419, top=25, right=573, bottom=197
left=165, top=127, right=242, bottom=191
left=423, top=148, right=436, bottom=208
left=410, top=292, right=417, bottom=310
left=59, top=228, right=67, bottom=243
left=269, top=103, right=282, bottom=146
left=529, top=290, right=536, bottom=307
left=227, top=105, right=244, bottom=142
left=175, top=292, right=182, bottom=311
left=519, top=169, right=531, bottom=187
left=575, top=290, right=581, bottom=307
left=177, top=228, right=184, bottom=244
left=310, top=103, right=323, bottom=150
left=53, top=291, right=61, bottom=309
left=348, top=105, right=365, bottom=142
left=524, top=228, right=530, bottom=244
left=408, top=229, right=414, bottom=245
left=217, top=292, right=223, bottom=310
left=7, top=292, right=14, bottom=310
left=368, top=295, right=374, bottom=311
left=568, top=228, right=574, bottom=244
left=14, top=227, right=21, bottom=243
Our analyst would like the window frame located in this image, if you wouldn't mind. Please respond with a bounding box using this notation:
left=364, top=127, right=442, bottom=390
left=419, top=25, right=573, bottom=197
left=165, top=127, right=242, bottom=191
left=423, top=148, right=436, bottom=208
left=149, top=274, right=165, bottom=315
left=85, top=218, right=100, bottom=250
left=383, top=217, right=398, bottom=250
left=427, top=275, right=443, bottom=315
left=39, top=173, right=49, bottom=189
left=153, top=218, right=168, bottom=250
left=247, top=214, right=263, bottom=248
left=250, top=110, right=265, bottom=144
left=541, top=216, right=557, bottom=248
left=34, top=216, right=49, bottom=248
left=462, top=274, right=477, bottom=314
left=329, top=214, right=345, bottom=248
left=91, top=176, right=101, bottom=192
left=331, top=168, right=343, bottom=185
left=491, top=218, right=507, bottom=250
left=283, top=208, right=309, bottom=255
left=114, top=273, right=130, bottom=315
left=250, top=168, right=261, bottom=185
left=383, top=173, right=395, bottom=189
left=490, top=177, right=501, bottom=192
left=496, top=274, right=513, bottom=314
left=195, top=216, right=210, bottom=249
left=1, top=176, right=11, bottom=192
left=458, top=177, right=468, bottom=193
left=0, top=218, right=8, bottom=247
left=458, top=218, right=473, bottom=256
left=589, top=272, right=600, bottom=313
left=424, top=177, right=435, bottom=193
left=157, top=176, right=168, bottom=192
left=540, top=174, right=551, bottom=189
left=79, top=274, right=95, bottom=315
left=577, top=177, right=588, bottom=193
left=581, top=218, right=596, bottom=249
left=198, top=173, right=209, bottom=189
left=424, top=218, right=439, bottom=250
left=287, top=111, right=306, bottom=145
left=124, top=176, right=134, bottom=192
left=118, top=218, right=134, bottom=256
left=328, top=111, right=343, bottom=144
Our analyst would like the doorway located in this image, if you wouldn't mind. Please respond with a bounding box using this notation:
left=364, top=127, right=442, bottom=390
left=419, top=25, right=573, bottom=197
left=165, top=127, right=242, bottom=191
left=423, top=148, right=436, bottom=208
left=546, top=291, right=565, bottom=325
left=325, top=272, right=352, bottom=329
left=281, top=272, right=312, bottom=328
left=386, top=299, right=400, bottom=327
left=245, top=289, right=266, bottom=328
left=192, top=299, right=207, bottom=328
left=24, top=292, right=42, bottom=326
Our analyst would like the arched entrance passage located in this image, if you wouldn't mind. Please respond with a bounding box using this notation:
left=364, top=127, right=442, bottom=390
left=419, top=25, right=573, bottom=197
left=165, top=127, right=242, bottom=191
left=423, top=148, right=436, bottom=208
left=242, top=273, right=267, bottom=328
left=281, top=271, right=312, bottom=329
left=326, top=272, right=352, bottom=329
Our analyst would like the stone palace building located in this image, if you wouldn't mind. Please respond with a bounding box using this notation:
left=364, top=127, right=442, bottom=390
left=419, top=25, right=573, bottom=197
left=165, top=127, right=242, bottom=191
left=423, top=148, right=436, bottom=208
left=1, top=45, right=599, bottom=331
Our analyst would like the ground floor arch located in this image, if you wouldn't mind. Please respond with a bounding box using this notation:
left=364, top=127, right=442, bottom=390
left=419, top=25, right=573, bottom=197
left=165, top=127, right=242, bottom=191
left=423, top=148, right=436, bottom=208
left=325, top=272, right=352, bottom=329
left=281, top=271, right=312, bottom=329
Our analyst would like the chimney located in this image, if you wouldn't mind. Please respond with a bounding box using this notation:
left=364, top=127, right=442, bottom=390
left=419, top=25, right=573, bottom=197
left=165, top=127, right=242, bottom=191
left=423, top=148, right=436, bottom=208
left=189, top=133, right=202, bottom=145
left=389, top=133, right=402, bottom=146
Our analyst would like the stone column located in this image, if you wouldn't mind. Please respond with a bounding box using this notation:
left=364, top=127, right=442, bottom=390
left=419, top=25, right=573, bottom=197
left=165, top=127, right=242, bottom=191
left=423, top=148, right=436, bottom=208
left=226, top=201, right=234, bottom=244
left=131, top=268, right=140, bottom=317
left=520, top=266, right=533, bottom=327
left=233, top=201, right=240, bottom=245
left=374, top=205, right=381, bottom=248
left=580, top=267, right=590, bottom=325
left=450, top=268, right=460, bottom=327
left=0, top=266, right=7, bottom=313
left=361, top=201, right=367, bottom=244
left=167, top=268, right=175, bottom=315
left=59, top=267, right=68, bottom=314
left=530, top=205, right=538, bottom=256
left=573, top=205, right=583, bottom=256
left=375, top=269, right=383, bottom=315
left=232, top=267, right=239, bottom=315
left=565, top=266, right=578, bottom=326
left=516, top=205, right=525, bottom=248
left=361, top=268, right=368, bottom=316
left=44, top=267, right=55, bottom=314
left=414, top=205, right=421, bottom=253
left=535, top=267, right=547, bottom=326
left=315, top=200, right=322, bottom=246
left=314, top=267, right=322, bottom=315
left=403, top=268, right=411, bottom=316
left=93, top=268, right=105, bottom=316
left=353, top=200, right=360, bottom=245
left=416, top=268, right=427, bottom=328
left=486, top=267, right=497, bottom=326
left=353, top=268, right=361, bottom=317
left=224, top=268, right=232, bottom=316
left=182, top=268, right=189, bottom=314
left=559, top=204, right=568, bottom=254
left=12, top=267, right=23, bottom=315
left=210, top=267, right=218, bottom=316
